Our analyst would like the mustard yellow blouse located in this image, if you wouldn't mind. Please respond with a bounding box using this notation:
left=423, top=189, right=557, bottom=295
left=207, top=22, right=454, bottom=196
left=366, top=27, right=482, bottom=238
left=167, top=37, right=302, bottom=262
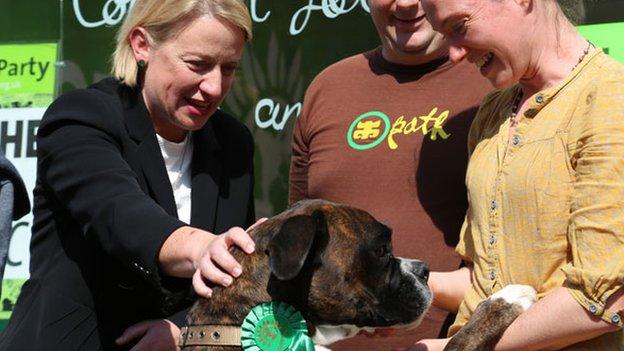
left=450, top=50, right=624, bottom=350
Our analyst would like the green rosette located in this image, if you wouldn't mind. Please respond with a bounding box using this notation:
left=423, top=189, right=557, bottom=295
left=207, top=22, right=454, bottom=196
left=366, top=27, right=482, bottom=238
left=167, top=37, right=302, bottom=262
left=241, top=301, right=315, bottom=351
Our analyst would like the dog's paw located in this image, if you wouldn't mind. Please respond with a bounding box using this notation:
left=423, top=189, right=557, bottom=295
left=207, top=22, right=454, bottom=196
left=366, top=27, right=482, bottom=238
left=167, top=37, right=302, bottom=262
left=491, top=284, right=537, bottom=311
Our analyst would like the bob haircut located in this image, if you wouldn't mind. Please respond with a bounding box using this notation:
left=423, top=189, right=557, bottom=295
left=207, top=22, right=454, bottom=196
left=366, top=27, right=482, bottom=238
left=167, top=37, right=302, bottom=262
left=112, top=0, right=252, bottom=87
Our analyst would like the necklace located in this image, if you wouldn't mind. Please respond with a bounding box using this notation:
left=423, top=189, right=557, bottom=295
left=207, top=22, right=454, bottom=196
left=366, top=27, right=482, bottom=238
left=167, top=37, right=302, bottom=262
left=509, top=41, right=594, bottom=126
left=572, top=41, right=594, bottom=71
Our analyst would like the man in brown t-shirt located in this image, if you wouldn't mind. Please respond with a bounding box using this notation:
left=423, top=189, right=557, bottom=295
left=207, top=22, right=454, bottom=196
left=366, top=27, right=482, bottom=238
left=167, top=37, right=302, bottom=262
left=289, top=0, right=492, bottom=350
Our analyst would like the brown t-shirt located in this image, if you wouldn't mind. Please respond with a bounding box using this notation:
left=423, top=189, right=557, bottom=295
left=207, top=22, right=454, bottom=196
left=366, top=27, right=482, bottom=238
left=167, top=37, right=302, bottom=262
left=289, top=48, right=492, bottom=350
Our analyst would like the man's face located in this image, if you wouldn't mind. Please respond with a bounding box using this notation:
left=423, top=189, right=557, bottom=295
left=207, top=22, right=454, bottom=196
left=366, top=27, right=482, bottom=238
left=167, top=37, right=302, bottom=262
left=369, top=0, right=445, bottom=64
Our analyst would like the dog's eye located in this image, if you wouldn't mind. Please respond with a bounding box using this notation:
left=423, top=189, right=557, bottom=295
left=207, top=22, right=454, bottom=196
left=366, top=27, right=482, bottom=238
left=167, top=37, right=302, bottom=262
left=375, top=244, right=390, bottom=258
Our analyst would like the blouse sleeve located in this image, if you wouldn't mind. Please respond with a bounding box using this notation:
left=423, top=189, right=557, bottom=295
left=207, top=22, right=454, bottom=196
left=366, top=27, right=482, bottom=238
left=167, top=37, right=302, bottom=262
left=562, top=76, right=624, bottom=327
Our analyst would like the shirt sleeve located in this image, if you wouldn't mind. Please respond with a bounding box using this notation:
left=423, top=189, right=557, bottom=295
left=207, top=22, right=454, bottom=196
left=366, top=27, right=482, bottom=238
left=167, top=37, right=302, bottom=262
left=562, top=77, right=624, bottom=327
left=288, top=88, right=314, bottom=206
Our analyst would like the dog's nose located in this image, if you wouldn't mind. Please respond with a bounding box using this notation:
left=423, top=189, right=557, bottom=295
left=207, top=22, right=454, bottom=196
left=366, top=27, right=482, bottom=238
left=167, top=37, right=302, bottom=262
left=415, top=262, right=429, bottom=283
left=398, top=258, right=430, bottom=284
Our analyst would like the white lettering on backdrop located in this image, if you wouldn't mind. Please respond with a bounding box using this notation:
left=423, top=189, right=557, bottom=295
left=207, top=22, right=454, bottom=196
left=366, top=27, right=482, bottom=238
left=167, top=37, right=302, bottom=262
left=73, top=0, right=370, bottom=35
left=73, top=0, right=135, bottom=28
left=254, top=99, right=302, bottom=131
left=250, top=0, right=271, bottom=23
left=289, top=0, right=369, bottom=35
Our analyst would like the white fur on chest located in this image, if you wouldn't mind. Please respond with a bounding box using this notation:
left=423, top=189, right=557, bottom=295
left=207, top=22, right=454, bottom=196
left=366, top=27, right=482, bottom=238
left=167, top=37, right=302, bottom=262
left=312, top=324, right=370, bottom=346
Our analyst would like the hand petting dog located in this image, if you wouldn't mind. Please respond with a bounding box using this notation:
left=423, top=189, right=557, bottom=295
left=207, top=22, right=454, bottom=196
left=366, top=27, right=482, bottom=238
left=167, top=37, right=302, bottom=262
left=117, top=219, right=267, bottom=350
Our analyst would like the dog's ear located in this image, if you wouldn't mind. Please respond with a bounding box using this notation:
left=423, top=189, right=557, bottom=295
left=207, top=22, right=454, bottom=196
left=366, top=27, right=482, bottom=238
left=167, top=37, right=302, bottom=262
left=268, top=210, right=327, bottom=280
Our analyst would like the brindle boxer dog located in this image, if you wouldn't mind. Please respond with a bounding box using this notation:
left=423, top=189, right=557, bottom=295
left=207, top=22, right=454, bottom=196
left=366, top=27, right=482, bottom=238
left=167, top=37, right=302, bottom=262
left=180, top=199, right=432, bottom=350
left=180, top=199, right=537, bottom=351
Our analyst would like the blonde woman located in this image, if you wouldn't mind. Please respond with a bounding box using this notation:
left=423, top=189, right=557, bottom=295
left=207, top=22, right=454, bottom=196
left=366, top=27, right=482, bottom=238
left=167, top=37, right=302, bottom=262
left=402, top=0, right=624, bottom=350
left=0, top=1, right=258, bottom=350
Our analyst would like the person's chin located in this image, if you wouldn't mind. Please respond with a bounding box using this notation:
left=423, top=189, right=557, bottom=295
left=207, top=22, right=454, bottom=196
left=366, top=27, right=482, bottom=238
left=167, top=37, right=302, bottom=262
left=393, top=33, right=436, bottom=54
left=182, top=119, right=209, bottom=132
left=483, top=64, right=515, bottom=89
left=489, top=73, right=516, bottom=89
left=173, top=113, right=210, bottom=132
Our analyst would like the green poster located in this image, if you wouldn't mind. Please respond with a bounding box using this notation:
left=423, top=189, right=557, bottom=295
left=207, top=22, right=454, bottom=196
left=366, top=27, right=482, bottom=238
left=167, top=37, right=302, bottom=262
left=577, top=22, right=624, bottom=63
left=0, top=42, right=58, bottom=108
left=0, top=279, right=26, bottom=329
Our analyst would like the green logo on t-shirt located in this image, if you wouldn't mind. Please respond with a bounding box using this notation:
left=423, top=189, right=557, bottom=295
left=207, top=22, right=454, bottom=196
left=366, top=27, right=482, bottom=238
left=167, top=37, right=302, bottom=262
left=346, top=111, right=391, bottom=150
left=346, top=107, right=452, bottom=151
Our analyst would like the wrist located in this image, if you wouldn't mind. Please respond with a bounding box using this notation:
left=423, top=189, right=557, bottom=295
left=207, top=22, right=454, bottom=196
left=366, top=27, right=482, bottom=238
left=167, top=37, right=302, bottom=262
left=159, top=226, right=216, bottom=277
left=428, top=272, right=449, bottom=311
left=187, top=228, right=216, bottom=268
left=428, top=272, right=440, bottom=298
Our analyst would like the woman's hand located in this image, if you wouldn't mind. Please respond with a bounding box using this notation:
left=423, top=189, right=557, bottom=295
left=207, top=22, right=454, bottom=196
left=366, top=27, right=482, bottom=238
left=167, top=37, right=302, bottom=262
left=191, top=226, right=256, bottom=298
left=359, top=328, right=397, bottom=338
left=190, top=218, right=268, bottom=298
left=391, top=338, right=451, bottom=351
left=159, top=218, right=267, bottom=298
left=116, top=319, right=180, bottom=351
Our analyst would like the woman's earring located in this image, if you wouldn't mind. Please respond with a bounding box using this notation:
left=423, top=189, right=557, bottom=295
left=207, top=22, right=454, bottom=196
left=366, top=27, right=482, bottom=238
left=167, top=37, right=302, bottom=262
left=137, top=60, right=147, bottom=69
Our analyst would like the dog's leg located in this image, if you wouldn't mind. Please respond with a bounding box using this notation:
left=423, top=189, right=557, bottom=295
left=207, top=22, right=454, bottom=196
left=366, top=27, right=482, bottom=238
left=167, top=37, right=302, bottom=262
left=444, top=285, right=537, bottom=351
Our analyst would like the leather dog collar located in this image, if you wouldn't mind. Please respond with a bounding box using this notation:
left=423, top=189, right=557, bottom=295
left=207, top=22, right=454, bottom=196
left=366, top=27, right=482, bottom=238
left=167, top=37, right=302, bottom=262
left=178, top=325, right=241, bottom=347
left=180, top=302, right=313, bottom=349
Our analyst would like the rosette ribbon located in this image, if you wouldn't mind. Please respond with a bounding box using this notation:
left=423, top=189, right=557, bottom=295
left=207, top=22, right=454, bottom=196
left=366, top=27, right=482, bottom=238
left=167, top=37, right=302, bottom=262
left=241, top=301, right=315, bottom=351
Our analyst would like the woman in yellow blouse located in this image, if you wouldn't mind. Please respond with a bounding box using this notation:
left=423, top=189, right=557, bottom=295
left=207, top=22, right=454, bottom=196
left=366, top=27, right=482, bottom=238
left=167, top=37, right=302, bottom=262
left=401, top=0, right=624, bottom=350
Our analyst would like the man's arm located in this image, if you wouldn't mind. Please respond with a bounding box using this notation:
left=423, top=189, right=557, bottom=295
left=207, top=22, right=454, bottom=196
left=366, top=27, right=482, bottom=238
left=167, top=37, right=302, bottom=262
left=288, top=111, right=311, bottom=205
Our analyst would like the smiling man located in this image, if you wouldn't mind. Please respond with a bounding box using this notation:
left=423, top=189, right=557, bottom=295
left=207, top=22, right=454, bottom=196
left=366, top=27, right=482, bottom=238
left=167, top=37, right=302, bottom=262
left=288, top=0, right=492, bottom=350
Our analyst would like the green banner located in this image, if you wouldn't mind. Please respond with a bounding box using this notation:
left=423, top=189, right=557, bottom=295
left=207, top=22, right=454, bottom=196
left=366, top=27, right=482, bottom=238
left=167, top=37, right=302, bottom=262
left=0, top=279, right=26, bottom=330
left=0, top=42, right=58, bottom=108
left=577, top=22, right=624, bottom=63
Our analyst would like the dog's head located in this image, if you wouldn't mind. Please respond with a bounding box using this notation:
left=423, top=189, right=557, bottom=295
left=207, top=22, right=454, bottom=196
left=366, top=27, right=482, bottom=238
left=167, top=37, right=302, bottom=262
left=261, top=199, right=432, bottom=344
left=184, top=199, right=431, bottom=349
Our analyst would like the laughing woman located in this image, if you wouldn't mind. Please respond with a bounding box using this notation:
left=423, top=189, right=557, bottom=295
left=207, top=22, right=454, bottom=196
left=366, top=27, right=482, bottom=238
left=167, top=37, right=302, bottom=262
left=411, top=0, right=624, bottom=350
left=0, top=1, right=258, bottom=350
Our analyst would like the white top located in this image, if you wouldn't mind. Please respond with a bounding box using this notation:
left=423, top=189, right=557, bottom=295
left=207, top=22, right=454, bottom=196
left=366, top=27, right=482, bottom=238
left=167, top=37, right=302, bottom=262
left=156, top=133, right=193, bottom=224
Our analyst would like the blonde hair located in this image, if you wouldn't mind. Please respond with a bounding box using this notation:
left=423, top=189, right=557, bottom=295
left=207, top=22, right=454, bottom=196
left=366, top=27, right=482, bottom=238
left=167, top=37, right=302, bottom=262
left=112, top=0, right=252, bottom=87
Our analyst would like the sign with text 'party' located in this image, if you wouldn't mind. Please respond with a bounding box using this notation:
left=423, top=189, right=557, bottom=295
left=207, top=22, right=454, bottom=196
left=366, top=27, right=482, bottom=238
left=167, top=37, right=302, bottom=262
left=0, top=43, right=58, bottom=108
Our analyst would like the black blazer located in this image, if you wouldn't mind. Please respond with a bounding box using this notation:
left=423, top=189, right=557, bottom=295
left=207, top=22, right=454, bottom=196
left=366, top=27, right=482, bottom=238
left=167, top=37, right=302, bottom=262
left=0, top=78, right=255, bottom=350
